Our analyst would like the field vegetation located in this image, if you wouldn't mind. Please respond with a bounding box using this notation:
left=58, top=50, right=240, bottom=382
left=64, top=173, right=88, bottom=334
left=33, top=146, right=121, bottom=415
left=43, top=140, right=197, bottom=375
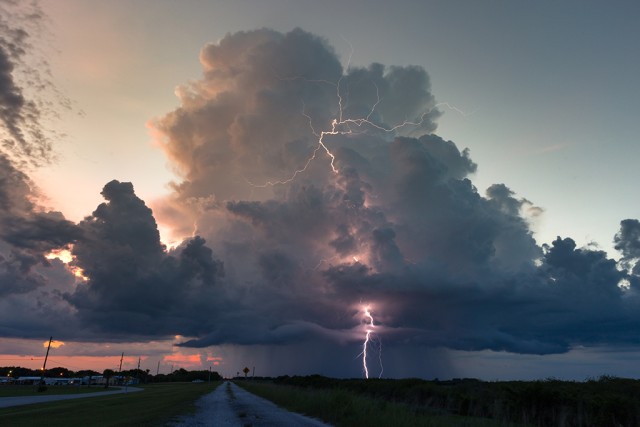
left=0, top=385, right=107, bottom=397
left=237, top=380, right=510, bottom=426
left=0, top=382, right=221, bottom=426
left=237, top=375, right=640, bottom=427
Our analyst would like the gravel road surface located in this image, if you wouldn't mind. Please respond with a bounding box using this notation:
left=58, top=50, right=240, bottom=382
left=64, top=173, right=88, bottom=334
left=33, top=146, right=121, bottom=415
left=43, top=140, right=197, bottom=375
left=0, top=386, right=142, bottom=409
left=168, top=381, right=332, bottom=427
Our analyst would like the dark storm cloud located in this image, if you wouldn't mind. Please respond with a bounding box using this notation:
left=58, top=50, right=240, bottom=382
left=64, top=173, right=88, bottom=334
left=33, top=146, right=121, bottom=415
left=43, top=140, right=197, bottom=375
left=65, top=180, right=224, bottom=338
left=0, top=153, right=80, bottom=339
left=0, top=245, right=44, bottom=296
left=0, top=154, right=80, bottom=297
left=2, top=210, right=81, bottom=254
left=318, top=234, right=637, bottom=355
left=614, top=219, right=640, bottom=276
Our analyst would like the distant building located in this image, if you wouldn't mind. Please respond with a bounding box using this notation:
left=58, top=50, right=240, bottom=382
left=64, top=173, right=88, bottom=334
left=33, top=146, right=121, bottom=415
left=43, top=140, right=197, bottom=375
left=15, top=376, right=84, bottom=386
left=112, top=375, right=139, bottom=386
left=44, top=378, right=83, bottom=386
left=82, top=375, right=106, bottom=385
left=16, top=376, right=42, bottom=385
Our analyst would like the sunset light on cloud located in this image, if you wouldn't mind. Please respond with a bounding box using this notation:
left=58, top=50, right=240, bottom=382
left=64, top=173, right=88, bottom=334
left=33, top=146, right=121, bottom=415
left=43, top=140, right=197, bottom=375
left=1, top=0, right=640, bottom=381
left=44, top=340, right=65, bottom=349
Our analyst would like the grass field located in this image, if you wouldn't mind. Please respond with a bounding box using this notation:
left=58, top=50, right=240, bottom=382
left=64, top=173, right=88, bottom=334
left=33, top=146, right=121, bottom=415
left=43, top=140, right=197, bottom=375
left=0, top=384, right=110, bottom=398
left=0, top=382, right=221, bottom=427
left=237, top=375, right=640, bottom=427
left=236, top=380, right=517, bottom=427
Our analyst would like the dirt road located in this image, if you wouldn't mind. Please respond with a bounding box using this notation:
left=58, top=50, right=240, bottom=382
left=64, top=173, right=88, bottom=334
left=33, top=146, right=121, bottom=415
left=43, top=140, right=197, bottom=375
left=168, top=381, right=332, bottom=427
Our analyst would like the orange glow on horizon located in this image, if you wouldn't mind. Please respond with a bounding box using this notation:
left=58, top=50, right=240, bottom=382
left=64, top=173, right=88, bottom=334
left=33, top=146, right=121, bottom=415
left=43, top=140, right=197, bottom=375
left=0, top=354, right=137, bottom=372
left=206, top=355, right=223, bottom=367
left=164, top=354, right=199, bottom=363
left=2, top=338, right=221, bottom=374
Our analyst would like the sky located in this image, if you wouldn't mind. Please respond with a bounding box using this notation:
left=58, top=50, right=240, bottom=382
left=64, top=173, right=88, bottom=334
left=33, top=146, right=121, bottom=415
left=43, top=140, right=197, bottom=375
left=1, top=0, right=640, bottom=380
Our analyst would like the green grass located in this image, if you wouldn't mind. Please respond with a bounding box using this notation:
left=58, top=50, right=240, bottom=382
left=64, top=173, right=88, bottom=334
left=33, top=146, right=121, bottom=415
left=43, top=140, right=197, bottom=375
left=0, top=384, right=110, bottom=397
left=0, top=382, right=221, bottom=427
left=236, top=381, right=518, bottom=427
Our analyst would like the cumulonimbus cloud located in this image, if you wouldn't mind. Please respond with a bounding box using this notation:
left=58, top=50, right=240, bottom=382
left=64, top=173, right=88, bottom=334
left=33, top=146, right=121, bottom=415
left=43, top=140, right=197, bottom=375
left=145, top=28, right=640, bottom=356
left=3, top=27, right=640, bottom=377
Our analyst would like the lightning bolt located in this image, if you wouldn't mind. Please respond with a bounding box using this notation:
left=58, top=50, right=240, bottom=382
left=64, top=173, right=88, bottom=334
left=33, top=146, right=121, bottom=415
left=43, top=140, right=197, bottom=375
left=312, top=255, right=340, bottom=270
left=246, top=74, right=471, bottom=188
left=243, top=47, right=469, bottom=379
left=359, top=305, right=383, bottom=379
left=435, top=101, right=476, bottom=118
left=362, top=306, right=373, bottom=379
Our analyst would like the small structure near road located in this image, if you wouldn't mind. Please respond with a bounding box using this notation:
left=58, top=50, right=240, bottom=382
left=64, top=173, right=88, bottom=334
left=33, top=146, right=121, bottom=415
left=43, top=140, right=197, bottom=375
left=15, top=376, right=84, bottom=386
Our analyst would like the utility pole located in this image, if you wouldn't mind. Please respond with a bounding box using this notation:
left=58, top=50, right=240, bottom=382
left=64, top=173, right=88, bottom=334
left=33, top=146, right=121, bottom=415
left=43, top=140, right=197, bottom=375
left=118, top=352, right=124, bottom=385
left=156, top=360, right=160, bottom=376
left=136, top=357, right=141, bottom=380
left=38, top=336, right=53, bottom=390
left=208, top=366, right=211, bottom=382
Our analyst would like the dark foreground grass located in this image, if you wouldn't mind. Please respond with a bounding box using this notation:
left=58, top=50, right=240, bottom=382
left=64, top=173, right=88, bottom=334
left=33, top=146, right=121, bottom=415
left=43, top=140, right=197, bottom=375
left=236, top=381, right=518, bottom=427
left=0, top=382, right=221, bottom=427
left=0, top=385, right=109, bottom=397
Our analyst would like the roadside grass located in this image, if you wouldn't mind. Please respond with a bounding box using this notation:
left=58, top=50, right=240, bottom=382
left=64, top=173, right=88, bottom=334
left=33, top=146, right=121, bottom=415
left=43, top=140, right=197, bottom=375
left=0, top=382, right=221, bottom=427
left=236, top=381, right=519, bottom=427
left=0, top=385, right=110, bottom=397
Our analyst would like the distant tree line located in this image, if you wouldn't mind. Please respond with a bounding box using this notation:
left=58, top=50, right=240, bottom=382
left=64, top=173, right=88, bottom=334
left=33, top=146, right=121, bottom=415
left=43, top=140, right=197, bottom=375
left=152, top=368, right=221, bottom=383
left=268, top=375, right=640, bottom=427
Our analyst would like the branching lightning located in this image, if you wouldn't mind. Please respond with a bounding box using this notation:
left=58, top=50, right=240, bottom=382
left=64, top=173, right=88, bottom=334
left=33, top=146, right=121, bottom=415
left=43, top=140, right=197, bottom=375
left=434, top=101, right=476, bottom=118
left=246, top=70, right=471, bottom=188
left=362, top=306, right=373, bottom=379
left=312, top=255, right=340, bottom=271
left=358, top=304, right=383, bottom=379
left=245, top=46, right=469, bottom=378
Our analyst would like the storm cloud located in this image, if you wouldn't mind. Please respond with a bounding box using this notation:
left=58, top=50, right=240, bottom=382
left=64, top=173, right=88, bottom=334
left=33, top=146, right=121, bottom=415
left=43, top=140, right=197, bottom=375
left=145, top=28, right=640, bottom=361
left=0, top=154, right=80, bottom=295
left=66, top=180, right=224, bottom=338
left=3, top=26, right=640, bottom=377
left=0, top=152, right=82, bottom=340
left=615, top=219, right=640, bottom=276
